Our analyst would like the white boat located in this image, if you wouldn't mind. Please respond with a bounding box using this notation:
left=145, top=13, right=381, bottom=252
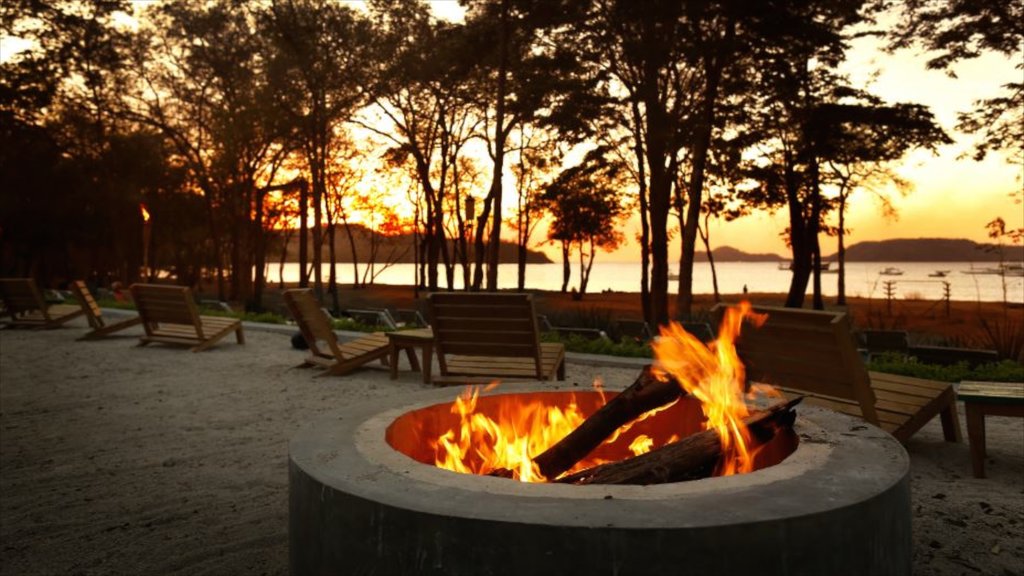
left=879, top=266, right=904, bottom=276
left=778, top=261, right=792, bottom=270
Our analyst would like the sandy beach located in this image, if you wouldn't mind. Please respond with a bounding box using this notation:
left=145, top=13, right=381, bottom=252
left=1, top=316, right=1022, bottom=575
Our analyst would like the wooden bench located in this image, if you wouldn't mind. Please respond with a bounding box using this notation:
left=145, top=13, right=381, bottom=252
left=130, top=284, right=244, bottom=352
left=712, top=304, right=961, bottom=444
left=958, top=381, right=1024, bottom=478
left=427, top=292, right=565, bottom=386
left=0, top=278, right=84, bottom=329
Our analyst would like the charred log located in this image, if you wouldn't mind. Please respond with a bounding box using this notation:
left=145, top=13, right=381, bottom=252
left=534, top=366, right=683, bottom=480
left=556, top=397, right=802, bottom=485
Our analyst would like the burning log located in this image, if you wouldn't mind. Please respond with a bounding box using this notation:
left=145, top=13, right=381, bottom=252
left=556, top=396, right=802, bottom=485
left=533, top=366, right=683, bottom=480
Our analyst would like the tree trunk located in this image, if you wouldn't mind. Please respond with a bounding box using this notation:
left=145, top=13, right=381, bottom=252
left=560, top=240, right=570, bottom=293
left=837, top=192, right=847, bottom=306
left=299, top=181, right=309, bottom=288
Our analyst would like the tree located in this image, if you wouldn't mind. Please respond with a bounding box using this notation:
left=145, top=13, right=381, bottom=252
left=460, top=0, right=581, bottom=291
left=737, top=0, right=871, bottom=309
left=364, top=0, right=479, bottom=292
left=124, top=1, right=283, bottom=305
left=263, top=0, right=373, bottom=303
left=508, top=125, right=560, bottom=290
left=817, top=100, right=949, bottom=304
left=882, top=0, right=1023, bottom=163
left=543, top=148, right=626, bottom=299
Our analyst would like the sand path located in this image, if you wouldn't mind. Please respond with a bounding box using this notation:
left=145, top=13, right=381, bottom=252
left=1, top=320, right=1021, bottom=575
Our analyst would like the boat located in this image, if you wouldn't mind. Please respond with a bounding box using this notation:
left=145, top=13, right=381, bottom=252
left=961, top=263, right=1023, bottom=276
left=928, top=270, right=950, bottom=278
left=879, top=267, right=904, bottom=276
left=1000, top=263, right=1024, bottom=277
left=778, top=261, right=792, bottom=270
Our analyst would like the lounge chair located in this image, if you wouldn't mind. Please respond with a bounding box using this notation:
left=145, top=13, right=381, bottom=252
left=283, top=289, right=391, bottom=377
left=712, top=303, right=961, bottom=444
left=69, top=280, right=143, bottom=340
left=0, top=277, right=85, bottom=329
left=427, top=292, right=565, bottom=386
left=129, top=283, right=244, bottom=352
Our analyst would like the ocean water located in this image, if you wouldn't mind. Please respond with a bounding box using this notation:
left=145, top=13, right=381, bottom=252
left=265, top=261, right=1024, bottom=304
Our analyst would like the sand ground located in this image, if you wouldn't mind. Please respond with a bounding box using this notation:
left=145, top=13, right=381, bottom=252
left=1, top=317, right=1022, bottom=575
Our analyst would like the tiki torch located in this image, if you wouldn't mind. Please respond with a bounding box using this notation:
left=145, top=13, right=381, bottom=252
left=140, top=203, right=151, bottom=280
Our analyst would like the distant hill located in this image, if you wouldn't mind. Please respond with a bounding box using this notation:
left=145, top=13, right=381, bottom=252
left=270, top=224, right=553, bottom=264
left=695, top=245, right=784, bottom=262
left=826, top=238, right=1024, bottom=262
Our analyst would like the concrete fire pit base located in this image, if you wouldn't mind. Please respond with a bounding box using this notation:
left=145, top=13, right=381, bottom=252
left=290, top=383, right=911, bottom=576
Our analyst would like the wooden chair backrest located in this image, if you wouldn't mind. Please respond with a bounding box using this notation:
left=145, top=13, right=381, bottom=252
left=428, top=292, right=543, bottom=376
left=0, top=278, right=47, bottom=316
left=70, top=280, right=104, bottom=329
left=711, top=303, right=879, bottom=426
left=283, top=289, right=343, bottom=359
left=130, top=284, right=204, bottom=338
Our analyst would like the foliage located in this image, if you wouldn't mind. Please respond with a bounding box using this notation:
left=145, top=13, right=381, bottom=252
left=540, top=331, right=652, bottom=359
left=881, top=0, right=1023, bottom=162
left=868, top=353, right=1024, bottom=383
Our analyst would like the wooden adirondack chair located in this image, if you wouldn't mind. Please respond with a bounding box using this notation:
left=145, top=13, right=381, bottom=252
left=129, top=283, right=244, bottom=352
left=711, top=303, right=960, bottom=444
left=283, top=288, right=391, bottom=377
left=427, top=292, right=565, bottom=386
left=0, top=278, right=84, bottom=329
left=69, top=280, right=143, bottom=340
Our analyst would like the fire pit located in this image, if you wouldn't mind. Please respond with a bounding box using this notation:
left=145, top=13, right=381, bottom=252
left=289, top=383, right=911, bottom=576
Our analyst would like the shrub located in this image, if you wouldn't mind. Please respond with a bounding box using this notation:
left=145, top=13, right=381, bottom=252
left=868, top=353, right=1024, bottom=383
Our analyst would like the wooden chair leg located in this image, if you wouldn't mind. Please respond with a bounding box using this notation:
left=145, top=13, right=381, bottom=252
left=965, top=403, right=986, bottom=479
left=939, top=397, right=962, bottom=442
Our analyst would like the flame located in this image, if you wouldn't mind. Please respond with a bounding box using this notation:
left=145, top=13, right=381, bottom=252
left=651, top=301, right=769, bottom=475
left=432, top=383, right=591, bottom=482
left=140, top=203, right=151, bottom=222
left=431, top=302, right=777, bottom=483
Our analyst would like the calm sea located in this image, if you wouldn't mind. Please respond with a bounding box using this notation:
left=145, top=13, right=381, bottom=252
left=266, top=261, right=1024, bottom=304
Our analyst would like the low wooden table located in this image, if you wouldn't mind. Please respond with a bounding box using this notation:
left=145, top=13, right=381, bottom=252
left=387, top=328, right=434, bottom=384
left=958, top=381, right=1024, bottom=478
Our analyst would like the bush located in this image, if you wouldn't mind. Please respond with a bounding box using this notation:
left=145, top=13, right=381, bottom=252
left=868, top=353, right=1024, bottom=383
left=541, top=332, right=652, bottom=358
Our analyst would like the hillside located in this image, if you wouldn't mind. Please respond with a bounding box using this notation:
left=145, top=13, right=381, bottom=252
left=695, top=246, right=784, bottom=262
left=270, top=225, right=552, bottom=264
left=828, top=238, right=1024, bottom=262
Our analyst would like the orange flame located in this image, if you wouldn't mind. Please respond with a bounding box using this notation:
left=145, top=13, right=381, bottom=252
left=432, top=383, right=590, bottom=482
left=431, top=302, right=775, bottom=482
left=651, top=301, right=770, bottom=475
left=140, top=203, right=151, bottom=222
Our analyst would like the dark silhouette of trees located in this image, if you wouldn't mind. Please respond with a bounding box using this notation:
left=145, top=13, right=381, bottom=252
left=882, top=0, right=1022, bottom=163
left=543, top=147, right=626, bottom=299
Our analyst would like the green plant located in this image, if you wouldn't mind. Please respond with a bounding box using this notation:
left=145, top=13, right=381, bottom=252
left=868, top=353, right=1024, bottom=383
left=541, top=332, right=652, bottom=358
